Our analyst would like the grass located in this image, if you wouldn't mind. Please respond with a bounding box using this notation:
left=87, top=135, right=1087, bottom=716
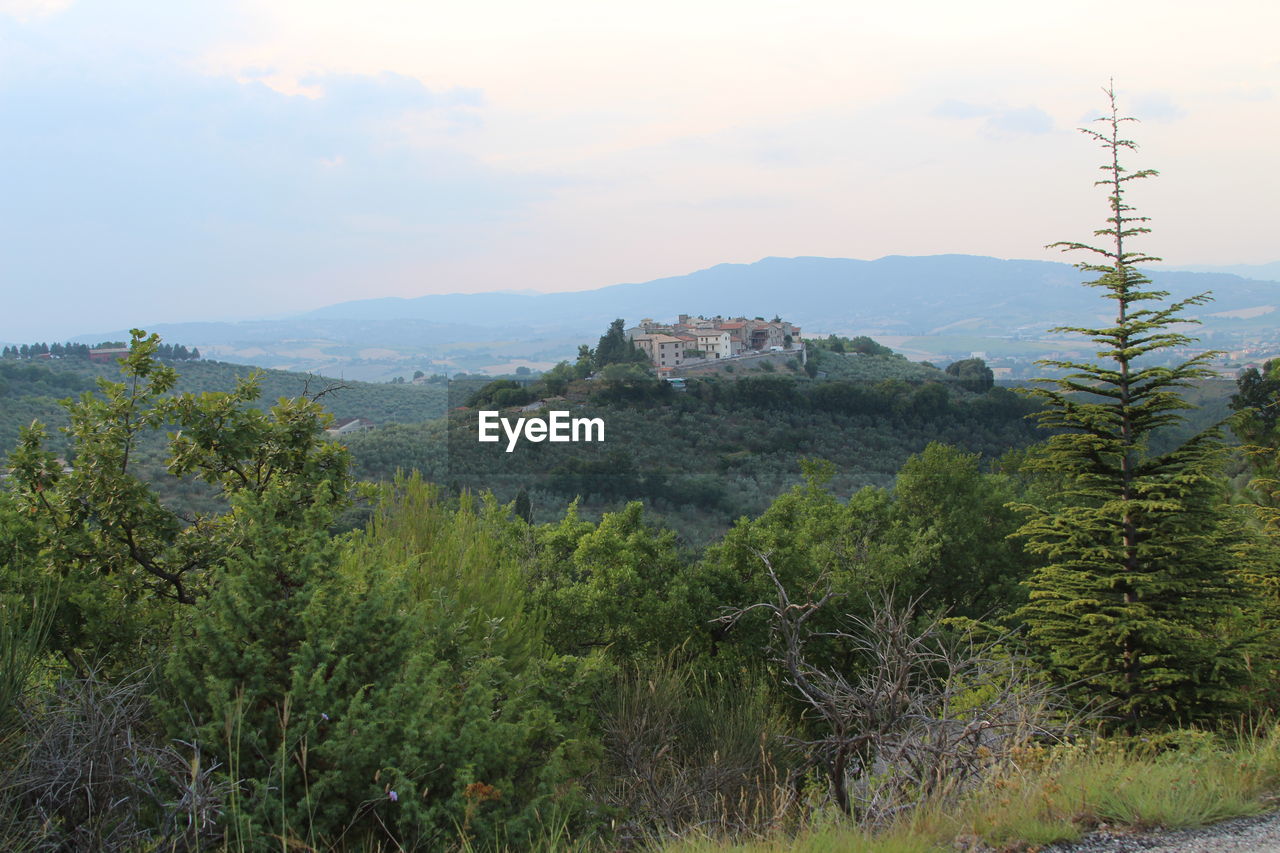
left=664, top=723, right=1280, bottom=853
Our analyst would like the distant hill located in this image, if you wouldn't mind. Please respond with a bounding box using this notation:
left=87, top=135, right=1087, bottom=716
left=0, top=358, right=448, bottom=456
left=297, top=254, right=1280, bottom=340
left=71, top=255, right=1280, bottom=379
left=1172, top=261, right=1280, bottom=281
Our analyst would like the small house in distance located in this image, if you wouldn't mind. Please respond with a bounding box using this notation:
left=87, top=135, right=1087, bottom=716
left=88, top=347, right=130, bottom=363
left=325, top=417, right=376, bottom=438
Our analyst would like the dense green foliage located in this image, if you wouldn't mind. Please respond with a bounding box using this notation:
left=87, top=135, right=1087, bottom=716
left=1232, top=359, right=1280, bottom=521
left=806, top=346, right=951, bottom=383
left=946, top=357, right=995, bottom=393
left=591, top=318, right=651, bottom=372
left=4, top=332, right=355, bottom=669
left=807, top=334, right=895, bottom=357
left=2, top=318, right=1276, bottom=848
left=165, top=479, right=609, bottom=847
left=346, top=370, right=1043, bottom=543
left=0, top=356, right=448, bottom=455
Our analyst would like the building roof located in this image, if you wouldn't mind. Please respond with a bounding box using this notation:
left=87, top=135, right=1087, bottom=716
left=330, top=416, right=373, bottom=429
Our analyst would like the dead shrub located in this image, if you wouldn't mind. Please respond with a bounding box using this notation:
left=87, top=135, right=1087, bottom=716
left=716, top=555, right=1081, bottom=822
left=3, top=669, right=224, bottom=852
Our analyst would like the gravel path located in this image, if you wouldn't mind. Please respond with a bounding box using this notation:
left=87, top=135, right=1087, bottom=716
left=1041, top=809, right=1280, bottom=853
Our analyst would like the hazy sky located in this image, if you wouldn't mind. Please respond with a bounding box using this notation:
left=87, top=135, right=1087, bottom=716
left=2, top=0, right=1277, bottom=341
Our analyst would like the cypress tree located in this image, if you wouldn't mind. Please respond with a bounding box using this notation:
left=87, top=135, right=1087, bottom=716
left=1015, top=87, right=1255, bottom=728
left=514, top=488, right=534, bottom=524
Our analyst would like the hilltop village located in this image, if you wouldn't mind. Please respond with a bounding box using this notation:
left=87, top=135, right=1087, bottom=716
left=626, top=314, right=804, bottom=374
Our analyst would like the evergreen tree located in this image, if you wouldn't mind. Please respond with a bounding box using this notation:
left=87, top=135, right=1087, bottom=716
left=513, top=488, right=534, bottom=524
left=1231, top=359, right=1280, bottom=531
left=574, top=344, right=594, bottom=378
left=591, top=318, right=646, bottom=370
left=1014, top=88, right=1256, bottom=728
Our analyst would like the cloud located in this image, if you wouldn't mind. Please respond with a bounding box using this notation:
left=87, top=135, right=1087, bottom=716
left=1215, top=85, right=1273, bottom=103
left=0, top=0, right=71, bottom=22
left=932, top=100, right=1054, bottom=136
left=1130, top=92, right=1185, bottom=122
left=986, top=106, right=1053, bottom=135
left=0, top=54, right=552, bottom=338
left=932, top=99, right=990, bottom=120
left=299, top=71, right=484, bottom=116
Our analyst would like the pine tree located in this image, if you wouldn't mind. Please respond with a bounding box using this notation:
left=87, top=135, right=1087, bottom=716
left=1015, top=87, right=1256, bottom=728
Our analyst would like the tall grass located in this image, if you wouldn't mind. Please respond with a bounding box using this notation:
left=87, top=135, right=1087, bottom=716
left=665, top=723, right=1280, bottom=853
left=597, top=658, right=792, bottom=846
left=351, top=474, right=544, bottom=666
left=0, top=588, right=52, bottom=751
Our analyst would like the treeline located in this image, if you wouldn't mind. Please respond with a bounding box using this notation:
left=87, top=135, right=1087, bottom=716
left=2, top=340, right=201, bottom=360
left=807, top=332, right=895, bottom=356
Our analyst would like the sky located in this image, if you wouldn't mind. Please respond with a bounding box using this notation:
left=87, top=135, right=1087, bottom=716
left=1, top=0, right=1277, bottom=341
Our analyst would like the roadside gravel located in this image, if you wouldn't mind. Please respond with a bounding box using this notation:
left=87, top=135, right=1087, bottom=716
left=1040, top=809, right=1280, bottom=853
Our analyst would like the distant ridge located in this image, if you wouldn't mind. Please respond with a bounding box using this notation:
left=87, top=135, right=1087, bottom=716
left=71, top=254, right=1280, bottom=379
left=1171, top=261, right=1280, bottom=281
left=300, top=253, right=1278, bottom=336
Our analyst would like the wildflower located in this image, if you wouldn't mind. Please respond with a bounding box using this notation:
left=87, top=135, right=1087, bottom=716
left=389, top=790, right=399, bottom=802
left=320, top=712, right=330, bottom=721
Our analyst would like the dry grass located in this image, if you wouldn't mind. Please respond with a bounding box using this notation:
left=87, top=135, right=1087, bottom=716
left=664, top=723, right=1280, bottom=853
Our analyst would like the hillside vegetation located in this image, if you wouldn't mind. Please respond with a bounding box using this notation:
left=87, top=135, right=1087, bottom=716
left=348, top=371, right=1039, bottom=543
left=0, top=357, right=447, bottom=454
left=2, top=338, right=1050, bottom=542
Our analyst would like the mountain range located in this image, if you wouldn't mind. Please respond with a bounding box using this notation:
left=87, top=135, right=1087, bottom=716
left=72, top=255, right=1280, bottom=380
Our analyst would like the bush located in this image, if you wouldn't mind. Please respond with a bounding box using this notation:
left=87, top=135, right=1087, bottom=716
left=164, top=479, right=610, bottom=847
